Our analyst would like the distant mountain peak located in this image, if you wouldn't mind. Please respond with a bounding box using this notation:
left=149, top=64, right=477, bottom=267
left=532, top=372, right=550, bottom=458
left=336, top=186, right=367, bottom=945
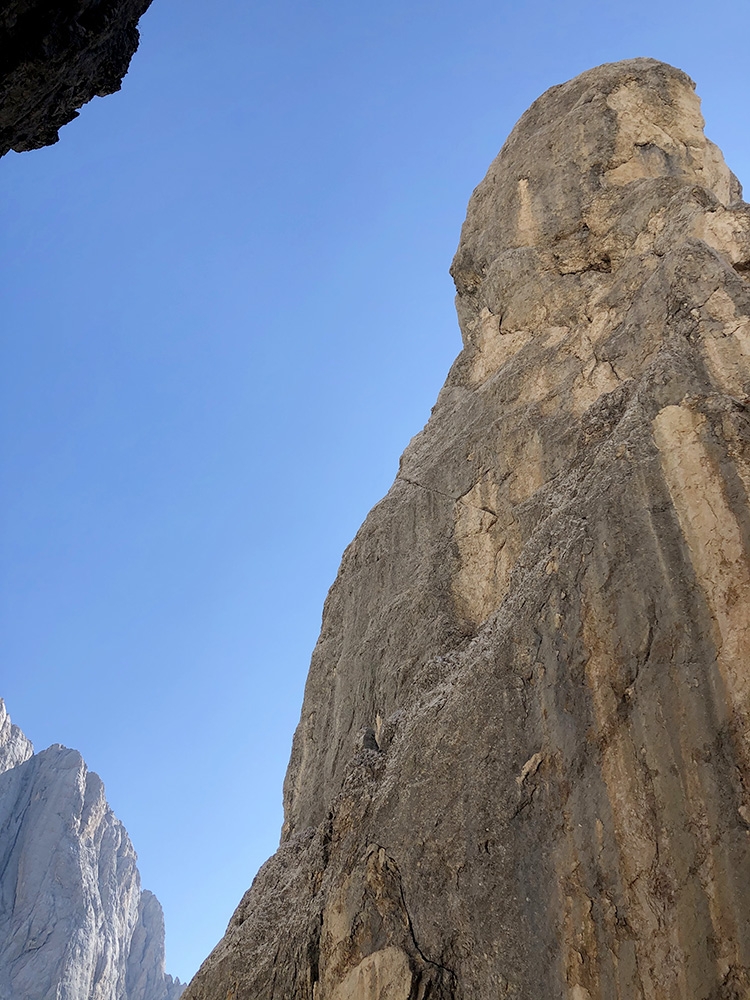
left=0, top=698, right=33, bottom=774
left=181, top=58, right=750, bottom=1000
left=0, top=700, right=184, bottom=1000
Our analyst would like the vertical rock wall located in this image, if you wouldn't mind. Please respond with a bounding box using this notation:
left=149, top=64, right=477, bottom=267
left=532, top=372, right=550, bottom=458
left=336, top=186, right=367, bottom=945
left=127, top=892, right=186, bottom=1000
left=0, top=704, right=184, bottom=1000
left=183, top=59, right=750, bottom=1000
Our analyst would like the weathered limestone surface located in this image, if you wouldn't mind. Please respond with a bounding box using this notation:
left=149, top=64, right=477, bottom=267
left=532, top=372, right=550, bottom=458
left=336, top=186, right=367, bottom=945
left=0, top=704, right=184, bottom=1000
left=0, top=0, right=153, bottom=157
left=184, top=59, right=750, bottom=1000
left=127, top=892, right=186, bottom=1000
left=0, top=699, right=33, bottom=773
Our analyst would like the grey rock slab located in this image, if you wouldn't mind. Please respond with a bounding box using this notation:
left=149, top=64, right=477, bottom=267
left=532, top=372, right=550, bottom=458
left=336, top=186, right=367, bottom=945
left=127, top=891, right=185, bottom=1000
left=0, top=745, right=139, bottom=999
left=0, top=707, right=183, bottom=1000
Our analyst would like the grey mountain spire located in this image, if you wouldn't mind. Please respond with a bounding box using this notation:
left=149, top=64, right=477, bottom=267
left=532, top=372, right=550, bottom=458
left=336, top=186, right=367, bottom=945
left=0, top=699, right=33, bottom=775
left=0, top=701, right=184, bottom=1000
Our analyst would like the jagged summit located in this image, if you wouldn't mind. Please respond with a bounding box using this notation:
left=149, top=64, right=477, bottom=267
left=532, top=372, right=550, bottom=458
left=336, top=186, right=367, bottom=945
left=0, top=702, right=184, bottom=1000
left=453, top=57, right=742, bottom=296
left=282, top=55, right=750, bottom=841
left=0, top=698, right=33, bottom=774
left=183, top=59, right=750, bottom=1000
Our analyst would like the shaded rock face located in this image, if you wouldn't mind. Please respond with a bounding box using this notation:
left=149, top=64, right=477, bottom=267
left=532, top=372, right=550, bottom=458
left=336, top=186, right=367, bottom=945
left=0, top=704, right=183, bottom=1000
left=184, top=59, right=750, bottom=1000
left=0, top=0, right=153, bottom=157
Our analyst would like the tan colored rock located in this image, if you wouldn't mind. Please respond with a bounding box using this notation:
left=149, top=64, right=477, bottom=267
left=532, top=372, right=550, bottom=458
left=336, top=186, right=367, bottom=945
left=183, top=59, right=750, bottom=1000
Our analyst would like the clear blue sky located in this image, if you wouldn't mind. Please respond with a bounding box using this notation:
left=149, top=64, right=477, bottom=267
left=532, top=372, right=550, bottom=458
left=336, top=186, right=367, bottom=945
left=1, top=0, right=748, bottom=983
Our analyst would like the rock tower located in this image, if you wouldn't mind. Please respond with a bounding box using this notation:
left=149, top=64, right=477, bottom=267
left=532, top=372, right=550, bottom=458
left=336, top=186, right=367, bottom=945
left=183, top=59, right=750, bottom=1000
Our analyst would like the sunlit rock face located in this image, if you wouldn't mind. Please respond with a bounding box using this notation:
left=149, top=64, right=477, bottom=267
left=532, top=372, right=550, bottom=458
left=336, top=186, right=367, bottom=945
left=0, top=699, right=33, bottom=773
left=184, top=59, right=750, bottom=1000
left=127, top=892, right=186, bottom=1000
left=0, top=0, right=153, bottom=157
left=0, top=703, right=184, bottom=1000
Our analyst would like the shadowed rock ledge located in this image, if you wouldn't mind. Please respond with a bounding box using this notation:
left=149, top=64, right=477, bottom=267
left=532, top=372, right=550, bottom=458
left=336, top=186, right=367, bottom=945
left=0, top=0, right=153, bottom=157
left=184, top=59, right=750, bottom=1000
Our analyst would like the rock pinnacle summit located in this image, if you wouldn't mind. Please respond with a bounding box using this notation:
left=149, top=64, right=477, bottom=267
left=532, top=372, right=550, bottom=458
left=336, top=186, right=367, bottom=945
left=183, top=59, right=750, bottom=1000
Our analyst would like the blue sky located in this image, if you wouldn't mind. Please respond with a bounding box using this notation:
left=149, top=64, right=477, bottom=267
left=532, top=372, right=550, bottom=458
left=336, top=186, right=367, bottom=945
left=1, top=0, right=749, bottom=983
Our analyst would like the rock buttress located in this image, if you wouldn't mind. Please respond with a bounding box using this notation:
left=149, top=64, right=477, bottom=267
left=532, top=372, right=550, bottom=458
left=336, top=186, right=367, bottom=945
left=183, top=59, right=750, bottom=1000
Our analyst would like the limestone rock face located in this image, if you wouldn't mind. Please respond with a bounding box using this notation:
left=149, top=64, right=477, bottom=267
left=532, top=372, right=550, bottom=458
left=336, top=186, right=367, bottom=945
left=0, top=699, right=33, bottom=773
left=0, top=704, right=184, bottom=1000
left=184, top=59, right=750, bottom=1000
left=126, top=892, right=186, bottom=1000
left=0, top=0, right=153, bottom=157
